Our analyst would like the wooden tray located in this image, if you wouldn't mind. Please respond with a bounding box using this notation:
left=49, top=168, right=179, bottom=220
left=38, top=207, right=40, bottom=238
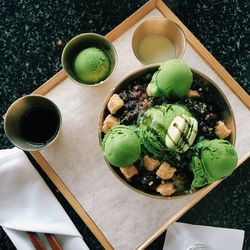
left=30, top=0, right=250, bottom=249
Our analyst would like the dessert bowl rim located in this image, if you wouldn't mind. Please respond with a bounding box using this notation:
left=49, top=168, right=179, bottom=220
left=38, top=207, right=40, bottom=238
left=98, top=64, right=236, bottom=200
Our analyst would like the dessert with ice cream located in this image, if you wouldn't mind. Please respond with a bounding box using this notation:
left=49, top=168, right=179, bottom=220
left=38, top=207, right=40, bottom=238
left=139, top=104, right=198, bottom=156
left=146, top=59, right=192, bottom=98
left=73, top=47, right=111, bottom=84
left=100, top=59, right=237, bottom=197
left=190, top=139, right=237, bottom=188
left=102, top=125, right=141, bottom=168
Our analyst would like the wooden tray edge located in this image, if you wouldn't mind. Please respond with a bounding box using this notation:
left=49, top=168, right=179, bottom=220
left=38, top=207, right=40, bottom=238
left=30, top=2, right=158, bottom=249
left=32, top=0, right=250, bottom=111
left=31, top=0, right=157, bottom=96
left=30, top=0, right=250, bottom=249
left=30, top=151, right=114, bottom=250
left=156, top=0, right=250, bottom=109
left=32, top=70, right=67, bottom=95
left=137, top=151, right=250, bottom=249
left=106, top=0, right=157, bottom=41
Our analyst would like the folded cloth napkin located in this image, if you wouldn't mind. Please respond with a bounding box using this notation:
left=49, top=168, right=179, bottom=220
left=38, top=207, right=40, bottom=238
left=0, top=147, right=89, bottom=250
left=163, top=222, right=244, bottom=250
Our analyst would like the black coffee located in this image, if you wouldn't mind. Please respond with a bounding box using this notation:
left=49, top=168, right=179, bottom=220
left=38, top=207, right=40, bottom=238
left=20, top=107, right=59, bottom=144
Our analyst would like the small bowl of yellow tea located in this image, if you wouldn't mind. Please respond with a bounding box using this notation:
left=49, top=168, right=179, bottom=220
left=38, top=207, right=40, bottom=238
left=132, top=17, right=186, bottom=64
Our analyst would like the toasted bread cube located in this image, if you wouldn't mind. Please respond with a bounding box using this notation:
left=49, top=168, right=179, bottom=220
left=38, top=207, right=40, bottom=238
left=143, top=155, right=160, bottom=171
left=187, top=90, right=200, bottom=98
left=156, top=182, right=176, bottom=196
left=120, top=165, right=138, bottom=179
left=107, top=94, right=124, bottom=115
left=215, top=121, right=231, bottom=139
left=156, top=162, right=176, bottom=180
left=101, top=115, right=119, bottom=133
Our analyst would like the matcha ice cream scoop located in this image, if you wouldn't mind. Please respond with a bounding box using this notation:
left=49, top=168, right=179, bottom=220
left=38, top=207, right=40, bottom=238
left=147, top=59, right=192, bottom=98
left=102, top=125, right=141, bottom=167
left=140, top=104, right=197, bottom=157
left=190, top=139, right=238, bottom=188
left=74, top=47, right=111, bottom=84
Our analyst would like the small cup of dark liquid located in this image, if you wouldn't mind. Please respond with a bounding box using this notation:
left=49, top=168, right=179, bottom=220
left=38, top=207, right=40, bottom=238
left=4, top=95, right=61, bottom=151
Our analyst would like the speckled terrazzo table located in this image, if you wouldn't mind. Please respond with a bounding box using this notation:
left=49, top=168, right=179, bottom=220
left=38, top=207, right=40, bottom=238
left=0, top=1, right=249, bottom=249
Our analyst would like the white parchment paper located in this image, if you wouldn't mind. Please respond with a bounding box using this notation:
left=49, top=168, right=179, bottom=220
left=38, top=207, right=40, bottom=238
left=41, top=8, right=250, bottom=250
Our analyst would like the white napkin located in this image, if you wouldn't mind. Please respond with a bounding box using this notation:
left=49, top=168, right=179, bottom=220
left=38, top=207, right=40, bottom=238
left=0, top=147, right=89, bottom=250
left=163, top=222, right=244, bottom=250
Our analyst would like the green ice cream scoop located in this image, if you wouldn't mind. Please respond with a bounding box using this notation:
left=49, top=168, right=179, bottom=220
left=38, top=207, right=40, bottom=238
left=74, top=47, right=111, bottom=84
left=190, top=139, right=238, bottom=188
left=139, top=104, right=192, bottom=157
left=147, top=59, right=192, bottom=98
left=102, top=125, right=141, bottom=167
